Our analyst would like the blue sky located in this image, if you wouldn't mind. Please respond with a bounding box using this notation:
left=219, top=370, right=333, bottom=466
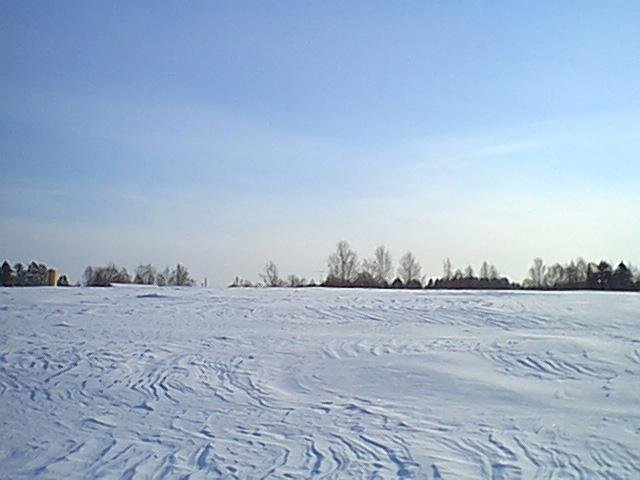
left=2, top=1, right=639, bottom=285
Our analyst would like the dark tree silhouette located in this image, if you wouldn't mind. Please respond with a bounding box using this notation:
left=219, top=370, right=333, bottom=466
left=591, top=261, right=613, bottom=290
left=351, top=271, right=380, bottom=288
left=464, top=265, right=474, bottom=279
left=405, top=279, right=423, bottom=289
left=286, top=275, right=307, bottom=288
left=611, top=262, right=635, bottom=291
left=228, top=247, right=639, bottom=292
left=1, top=261, right=13, bottom=287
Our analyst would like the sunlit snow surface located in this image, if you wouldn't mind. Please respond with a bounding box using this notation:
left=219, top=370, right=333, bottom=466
left=1, top=287, right=639, bottom=479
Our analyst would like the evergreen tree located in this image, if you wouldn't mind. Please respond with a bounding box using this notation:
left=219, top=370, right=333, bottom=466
left=595, top=261, right=613, bottom=289
left=1, top=261, right=14, bottom=287
left=611, top=262, right=634, bottom=290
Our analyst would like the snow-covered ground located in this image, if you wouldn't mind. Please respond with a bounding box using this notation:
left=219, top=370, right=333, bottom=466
left=1, top=287, right=639, bottom=479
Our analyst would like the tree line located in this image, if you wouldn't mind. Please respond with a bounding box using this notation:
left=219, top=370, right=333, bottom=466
left=0, top=260, right=196, bottom=287
left=232, top=241, right=640, bottom=292
left=1, top=260, right=70, bottom=287
left=3, top=248, right=639, bottom=291
left=83, top=263, right=195, bottom=287
left=523, top=257, right=638, bottom=291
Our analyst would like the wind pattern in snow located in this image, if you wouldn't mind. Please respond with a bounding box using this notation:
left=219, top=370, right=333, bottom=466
left=1, top=287, right=639, bottom=479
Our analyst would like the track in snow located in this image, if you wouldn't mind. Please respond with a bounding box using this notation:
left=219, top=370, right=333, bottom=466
left=1, top=287, right=639, bottom=479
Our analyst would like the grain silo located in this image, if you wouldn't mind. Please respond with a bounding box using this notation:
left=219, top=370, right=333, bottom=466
left=47, top=268, right=57, bottom=286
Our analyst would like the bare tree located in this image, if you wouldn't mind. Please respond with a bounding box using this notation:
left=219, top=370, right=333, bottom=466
left=362, top=245, right=393, bottom=284
left=373, top=245, right=393, bottom=283
left=361, top=258, right=376, bottom=278
left=398, top=252, right=422, bottom=284
left=630, top=263, right=640, bottom=283
left=464, top=265, right=475, bottom=279
left=286, top=274, right=306, bottom=288
left=261, top=260, right=283, bottom=287
left=480, top=261, right=490, bottom=280
left=544, top=263, right=564, bottom=288
left=327, top=241, right=359, bottom=284
left=169, top=264, right=194, bottom=286
left=576, top=257, right=588, bottom=283
left=443, top=258, right=453, bottom=281
left=565, top=260, right=578, bottom=285
left=488, top=264, right=499, bottom=280
left=134, top=264, right=157, bottom=285
left=230, top=276, right=254, bottom=287
left=525, top=258, right=546, bottom=288
left=83, top=264, right=131, bottom=286
left=156, top=267, right=169, bottom=286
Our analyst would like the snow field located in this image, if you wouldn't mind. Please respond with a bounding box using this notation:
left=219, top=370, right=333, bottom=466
left=1, top=287, right=639, bottom=479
